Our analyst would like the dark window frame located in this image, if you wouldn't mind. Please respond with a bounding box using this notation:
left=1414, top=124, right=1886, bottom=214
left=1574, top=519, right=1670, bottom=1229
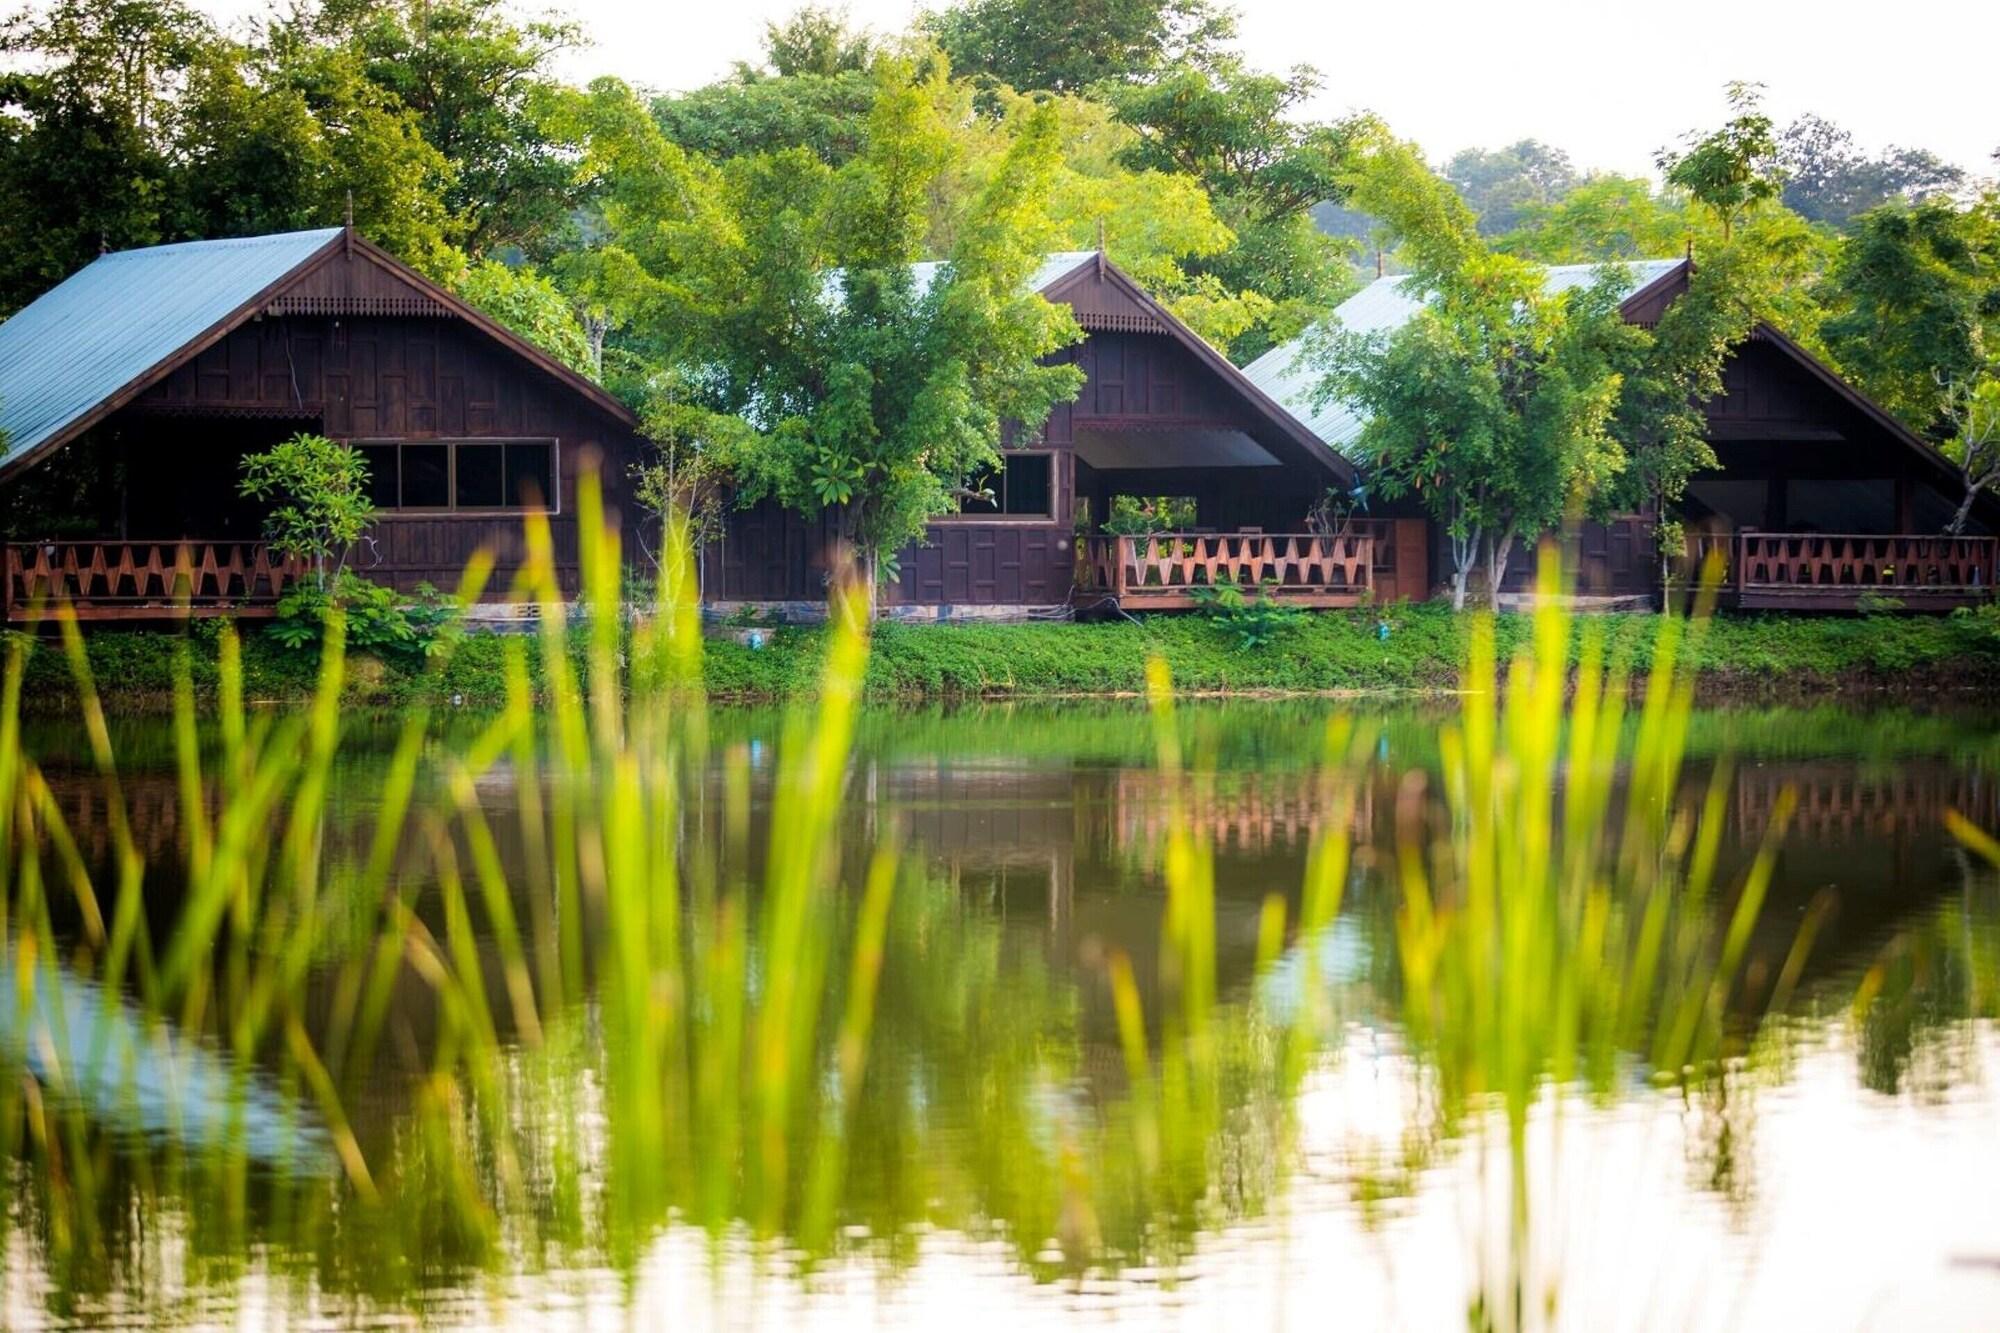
left=943, top=450, right=1058, bottom=523
left=350, top=438, right=561, bottom=516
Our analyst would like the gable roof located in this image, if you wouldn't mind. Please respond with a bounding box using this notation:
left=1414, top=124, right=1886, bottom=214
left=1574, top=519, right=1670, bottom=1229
left=0, top=227, right=638, bottom=483
left=824, top=248, right=1353, bottom=482
left=1240, top=259, right=1687, bottom=451
left=0, top=229, right=343, bottom=476
left=1037, top=253, right=1355, bottom=482
left=911, top=250, right=1099, bottom=300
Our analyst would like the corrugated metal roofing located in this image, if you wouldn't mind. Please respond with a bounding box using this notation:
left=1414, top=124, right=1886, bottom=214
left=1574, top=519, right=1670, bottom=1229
left=0, top=228, right=342, bottom=476
left=908, top=250, right=1099, bottom=300
left=1241, top=259, right=1685, bottom=452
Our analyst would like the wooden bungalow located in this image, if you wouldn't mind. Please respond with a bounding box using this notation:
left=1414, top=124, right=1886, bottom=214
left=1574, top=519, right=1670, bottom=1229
left=704, top=251, right=1431, bottom=616
left=1245, top=259, right=2000, bottom=611
left=0, top=227, right=646, bottom=622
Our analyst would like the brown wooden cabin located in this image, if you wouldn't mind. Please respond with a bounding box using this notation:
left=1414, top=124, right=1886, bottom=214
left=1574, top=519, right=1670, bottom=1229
left=1247, top=259, right=2000, bottom=611
left=704, top=251, right=1432, bottom=617
left=0, top=227, right=646, bottom=623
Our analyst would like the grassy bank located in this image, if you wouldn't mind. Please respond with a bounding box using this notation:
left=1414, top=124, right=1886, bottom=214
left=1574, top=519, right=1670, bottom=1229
left=12, top=601, right=2000, bottom=711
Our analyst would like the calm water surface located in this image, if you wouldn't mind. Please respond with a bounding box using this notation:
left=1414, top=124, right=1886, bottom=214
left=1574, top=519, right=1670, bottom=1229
left=7, top=699, right=2000, bottom=1330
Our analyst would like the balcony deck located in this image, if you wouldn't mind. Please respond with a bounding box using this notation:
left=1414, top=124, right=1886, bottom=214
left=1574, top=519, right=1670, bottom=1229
left=1076, top=531, right=1375, bottom=610
left=3, top=540, right=308, bottom=622
left=1684, top=532, right=1998, bottom=611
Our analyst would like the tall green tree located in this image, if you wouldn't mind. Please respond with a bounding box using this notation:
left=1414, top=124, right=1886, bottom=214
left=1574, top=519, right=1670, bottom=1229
left=1656, top=81, right=1783, bottom=242
left=578, top=70, right=1086, bottom=608
left=269, top=0, right=585, bottom=256
left=1311, top=135, right=1637, bottom=607
left=0, top=0, right=207, bottom=306
left=650, top=7, right=896, bottom=166
left=1104, top=58, right=1365, bottom=358
left=921, top=0, right=1233, bottom=93
left=1820, top=194, right=2000, bottom=433
left=1939, top=375, right=2000, bottom=533
left=1443, top=139, right=1578, bottom=237
left=1778, top=113, right=1964, bottom=230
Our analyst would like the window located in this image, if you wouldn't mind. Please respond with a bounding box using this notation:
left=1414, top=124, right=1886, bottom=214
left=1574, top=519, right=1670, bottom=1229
left=958, top=452, right=1054, bottom=518
left=353, top=440, right=557, bottom=512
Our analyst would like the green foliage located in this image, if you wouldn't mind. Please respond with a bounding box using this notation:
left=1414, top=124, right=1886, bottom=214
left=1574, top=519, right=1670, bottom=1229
left=602, top=67, right=1088, bottom=592
left=1187, top=582, right=1306, bottom=648
left=1819, top=194, right=2000, bottom=433
left=650, top=52, right=887, bottom=166
left=17, top=601, right=2000, bottom=712
left=1104, top=59, right=1363, bottom=358
left=236, top=432, right=376, bottom=587
left=758, top=5, right=880, bottom=78
left=268, top=570, right=461, bottom=666
left=1099, top=493, right=1198, bottom=534
left=1313, top=132, right=1638, bottom=607
left=922, top=0, right=1235, bottom=93
left=284, top=0, right=585, bottom=256
left=1938, top=375, right=2000, bottom=532
left=1442, top=139, right=1578, bottom=237
left=453, top=258, right=595, bottom=374
left=1777, top=112, right=1965, bottom=231
left=1656, top=81, right=1783, bottom=241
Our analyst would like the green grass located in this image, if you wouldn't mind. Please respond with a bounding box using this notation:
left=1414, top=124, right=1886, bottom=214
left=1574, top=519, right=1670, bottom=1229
left=10, top=599, right=1999, bottom=711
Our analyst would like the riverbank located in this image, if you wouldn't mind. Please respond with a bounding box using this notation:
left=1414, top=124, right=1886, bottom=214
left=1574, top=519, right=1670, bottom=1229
left=11, top=602, right=1999, bottom=711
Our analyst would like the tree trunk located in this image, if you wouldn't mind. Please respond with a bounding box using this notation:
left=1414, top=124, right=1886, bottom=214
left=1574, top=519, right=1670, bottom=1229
left=1486, top=530, right=1516, bottom=612
left=1947, top=483, right=1982, bottom=537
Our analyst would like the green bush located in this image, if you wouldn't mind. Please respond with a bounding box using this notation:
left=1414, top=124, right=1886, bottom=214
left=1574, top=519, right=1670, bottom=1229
left=268, top=572, right=462, bottom=668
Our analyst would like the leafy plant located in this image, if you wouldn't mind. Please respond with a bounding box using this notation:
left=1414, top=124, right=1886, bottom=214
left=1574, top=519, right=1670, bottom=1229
left=268, top=570, right=461, bottom=666
left=1101, top=494, right=1197, bottom=535
left=1188, top=580, right=1305, bottom=648
left=236, top=432, right=376, bottom=589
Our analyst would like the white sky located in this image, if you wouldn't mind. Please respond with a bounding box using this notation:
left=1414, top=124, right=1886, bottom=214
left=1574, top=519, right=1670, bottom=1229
left=204, top=0, right=2000, bottom=179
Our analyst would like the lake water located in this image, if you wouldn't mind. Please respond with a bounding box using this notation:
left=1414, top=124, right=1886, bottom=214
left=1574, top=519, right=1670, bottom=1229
left=6, top=697, right=2000, bottom=1330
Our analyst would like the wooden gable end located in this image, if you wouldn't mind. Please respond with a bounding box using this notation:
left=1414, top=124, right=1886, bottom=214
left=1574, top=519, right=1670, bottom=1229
left=1067, top=330, right=1262, bottom=427
left=135, top=314, right=593, bottom=442
left=265, top=244, right=451, bottom=319
left=1704, top=337, right=1853, bottom=442
left=1042, top=260, right=1171, bottom=335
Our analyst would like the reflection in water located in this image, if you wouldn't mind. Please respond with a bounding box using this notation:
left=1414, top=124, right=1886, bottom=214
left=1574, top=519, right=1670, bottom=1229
left=7, top=697, right=2000, bottom=1329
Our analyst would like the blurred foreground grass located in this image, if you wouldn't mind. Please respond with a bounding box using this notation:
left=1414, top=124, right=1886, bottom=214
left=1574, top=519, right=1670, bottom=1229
left=2, top=487, right=1996, bottom=1331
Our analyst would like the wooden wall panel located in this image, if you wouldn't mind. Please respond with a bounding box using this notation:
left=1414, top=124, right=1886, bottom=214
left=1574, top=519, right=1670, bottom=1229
left=128, top=312, right=639, bottom=597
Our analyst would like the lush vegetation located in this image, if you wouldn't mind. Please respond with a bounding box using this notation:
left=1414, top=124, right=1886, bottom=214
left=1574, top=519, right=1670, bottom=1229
left=12, top=597, right=1997, bottom=710
left=5, top=0, right=1993, bottom=585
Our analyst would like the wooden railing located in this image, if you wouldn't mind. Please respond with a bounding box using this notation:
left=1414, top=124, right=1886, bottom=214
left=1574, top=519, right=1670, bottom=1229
left=1682, top=532, right=1998, bottom=609
left=3, top=541, right=310, bottom=622
left=1077, top=532, right=1374, bottom=607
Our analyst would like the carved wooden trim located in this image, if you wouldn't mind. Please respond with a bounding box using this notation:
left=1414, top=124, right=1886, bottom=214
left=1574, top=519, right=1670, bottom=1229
left=266, top=295, right=451, bottom=318
left=1076, top=310, right=1169, bottom=335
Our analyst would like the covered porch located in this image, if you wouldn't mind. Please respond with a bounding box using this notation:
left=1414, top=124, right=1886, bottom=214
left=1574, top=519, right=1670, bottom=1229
left=1, top=413, right=319, bottom=622
left=1066, top=417, right=1428, bottom=609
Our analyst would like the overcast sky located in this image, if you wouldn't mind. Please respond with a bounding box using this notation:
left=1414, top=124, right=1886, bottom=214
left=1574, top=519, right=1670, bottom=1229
left=207, top=0, right=2000, bottom=179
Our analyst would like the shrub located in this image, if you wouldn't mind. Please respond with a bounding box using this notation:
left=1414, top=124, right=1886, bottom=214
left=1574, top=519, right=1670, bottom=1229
left=237, top=432, right=375, bottom=589
left=268, top=572, right=461, bottom=668
left=1188, top=582, right=1307, bottom=649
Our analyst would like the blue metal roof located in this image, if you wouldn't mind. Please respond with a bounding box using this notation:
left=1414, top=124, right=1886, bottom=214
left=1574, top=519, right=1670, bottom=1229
left=0, top=228, right=342, bottom=477
left=828, top=251, right=1100, bottom=306
left=1241, top=259, right=1685, bottom=453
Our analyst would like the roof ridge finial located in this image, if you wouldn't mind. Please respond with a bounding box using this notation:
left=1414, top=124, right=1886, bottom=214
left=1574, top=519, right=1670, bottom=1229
left=344, top=190, right=354, bottom=231
left=1095, top=216, right=1106, bottom=277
